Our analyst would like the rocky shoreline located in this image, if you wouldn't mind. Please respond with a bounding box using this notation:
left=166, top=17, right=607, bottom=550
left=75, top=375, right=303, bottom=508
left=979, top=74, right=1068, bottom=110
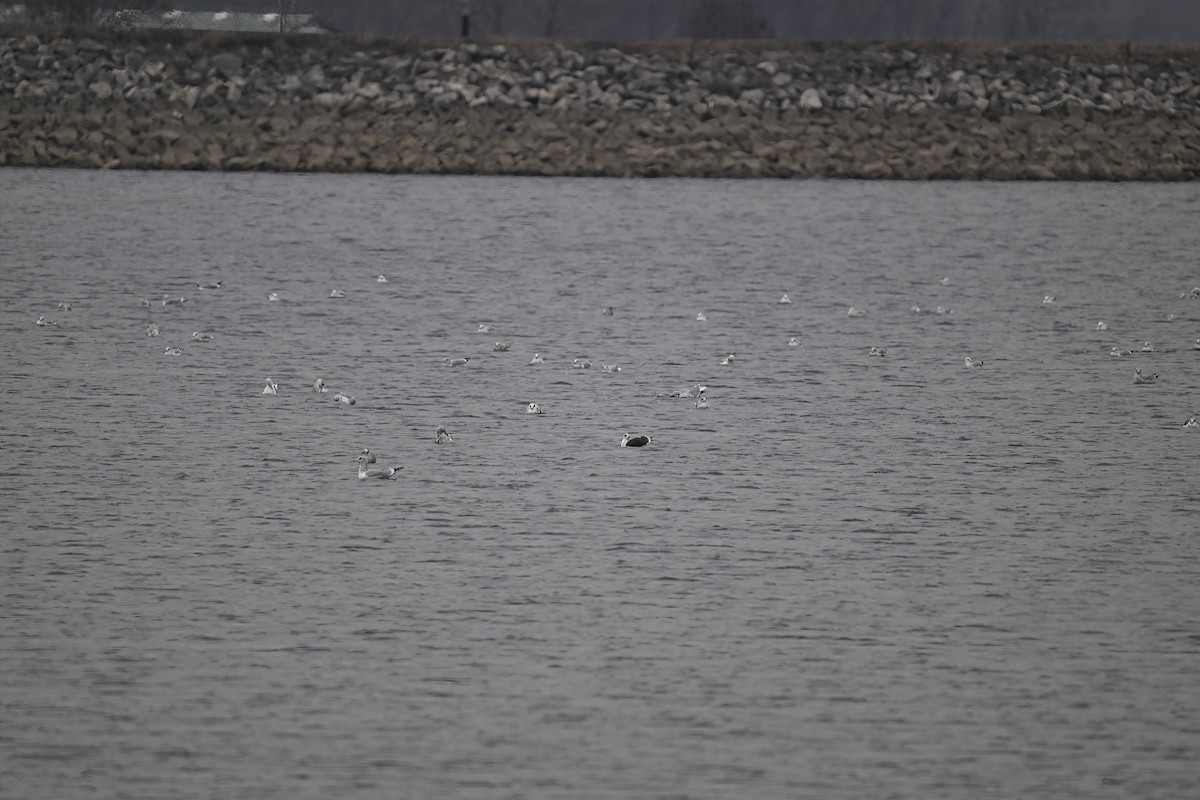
left=2, top=27, right=1199, bottom=179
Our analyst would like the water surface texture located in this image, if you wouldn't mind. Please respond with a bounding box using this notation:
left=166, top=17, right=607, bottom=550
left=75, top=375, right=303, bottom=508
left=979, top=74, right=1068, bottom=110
left=2, top=171, right=1199, bottom=800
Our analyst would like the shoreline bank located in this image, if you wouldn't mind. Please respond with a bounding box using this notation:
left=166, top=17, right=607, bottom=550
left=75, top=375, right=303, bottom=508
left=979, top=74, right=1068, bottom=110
left=3, top=28, right=1199, bottom=179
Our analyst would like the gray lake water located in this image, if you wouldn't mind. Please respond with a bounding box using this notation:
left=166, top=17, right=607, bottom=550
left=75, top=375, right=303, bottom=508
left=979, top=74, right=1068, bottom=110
left=2, top=169, right=1199, bottom=800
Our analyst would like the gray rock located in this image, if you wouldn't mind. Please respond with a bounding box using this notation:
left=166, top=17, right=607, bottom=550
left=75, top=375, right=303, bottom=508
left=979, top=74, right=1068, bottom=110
left=88, top=80, right=113, bottom=100
left=356, top=82, right=383, bottom=100
left=313, top=92, right=346, bottom=110
left=211, top=52, right=244, bottom=80
left=799, top=87, right=822, bottom=110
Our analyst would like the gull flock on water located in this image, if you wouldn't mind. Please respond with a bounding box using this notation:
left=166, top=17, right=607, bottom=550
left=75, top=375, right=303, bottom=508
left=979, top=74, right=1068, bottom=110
left=71, top=271, right=1197, bottom=483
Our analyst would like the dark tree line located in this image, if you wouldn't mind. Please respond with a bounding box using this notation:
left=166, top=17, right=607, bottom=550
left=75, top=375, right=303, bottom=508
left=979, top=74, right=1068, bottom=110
left=12, top=0, right=1200, bottom=42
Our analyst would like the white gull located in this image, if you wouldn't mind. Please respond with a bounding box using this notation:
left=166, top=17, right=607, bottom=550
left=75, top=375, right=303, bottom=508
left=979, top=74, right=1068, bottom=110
left=355, top=453, right=400, bottom=480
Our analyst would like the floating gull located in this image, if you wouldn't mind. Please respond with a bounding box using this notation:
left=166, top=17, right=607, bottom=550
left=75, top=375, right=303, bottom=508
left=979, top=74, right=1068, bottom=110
left=572, top=358, right=592, bottom=369
left=695, top=395, right=710, bottom=409
left=1133, top=368, right=1158, bottom=385
left=696, top=312, right=707, bottom=321
left=191, top=331, right=214, bottom=342
left=477, top=324, right=494, bottom=333
left=1142, top=341, right=1155, bottom=352
left=312, top=378, right=328, bottom=393
left=964, top=357, right=983, bottom=368
left=1179, top=287, right=1200, bottom=299
left=788, top=337, right=800, bottom=347
left=442, top=356, right=470, bottom=367
left=262, top=378, right=278, bottom=394
left=779, top=293, right=792, bottom=304
left=163, top=346, right=182, bottom=356
left=359, top=448, right=377, bottom=464
left=57, top=302, right=72, bottom=311
left=267, top=292, right=280, bottom=302
left=333, top=393, right=356, bottom=405
left=145, top=323, right=159, bottom=337
left=1165, top=313, right=1177, bottom=322
left=1096, top=321, right=1108, bottom=331
left=329, top=289, right=346, bottom=298
left=720, top=354, right=735, bottom=365
left=1110, top=347, right=1133, bottom=357
left=35, top=316, right=56, bottom=327
left=1194, top=339, right=1200, bottom=350
left=601, top=364, right=621, bottom=373
left=195, top=280, right=222, bottom=290
left=1042, top=295, right=1056, bottom=305
left=355, top=453, right=400, bottom=480
left=435, top=425, right=453, bottom=444
left=376, top=275, right=388, bottom=283
left=1185, top=417, right=1199, bottom=428
left=939, top=277, right=950, bottom=286
left=493, top=341, right=510, bottom=352
left=161, top=294, right=186, bottom=306
left=910, top=305, right=922, bottom=314
left=847, top=306, right=866, bottom=317
left=528, top=353, right=544, bottom=365
left=526, top=402, right=544, bottom=414
left=620, top=432, right=653, bottom=448
left=139, top=298, right=152, bottom=308
left=601, top=307, right=615, bottom=316
left=936, top=306, right=952, bottom=315
left=670, top=384, right=707, bottom=399
left=868, top=346, right=887, bottom=357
